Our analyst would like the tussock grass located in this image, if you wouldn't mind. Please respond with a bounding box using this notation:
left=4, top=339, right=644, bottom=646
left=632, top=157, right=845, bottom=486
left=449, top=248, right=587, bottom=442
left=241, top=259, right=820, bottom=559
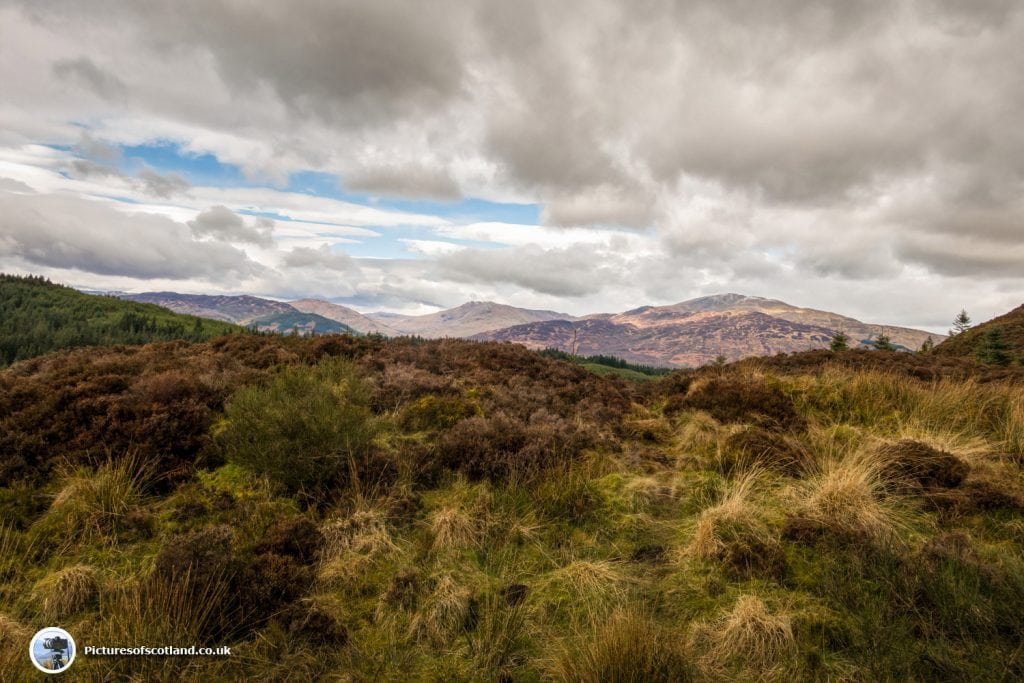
left=410, top=574, right=476, bottom=645
left=79, top=571, right=234, bottom=680
left=0, top=613, right=33, bottom=675
left=318, top=504, right=400, bottom=588
left=674, top=410, right=728, bottom=466
left=550, top=609, right=694, bottom=682
left=694, top=595, right=797, bottom=678
left=464, top=591, right=532, bottom=679
left=540, top=559, right=629, bottom=621
left=429, top=506, right=482, bottom=552
left=789, top=449, right=909, bottom=544
left=37, top=454, right=153, bottom=548
left=686, top=469, right=785, bottom=578
left=30, top=564, right=99, bottom=621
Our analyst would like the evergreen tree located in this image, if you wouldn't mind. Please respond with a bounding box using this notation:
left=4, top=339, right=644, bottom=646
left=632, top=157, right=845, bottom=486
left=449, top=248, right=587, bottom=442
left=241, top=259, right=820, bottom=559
left=873, top=334, right=896, bottom=351
left=919, top=336, right=934, bottom=353
left=951, top=309, right=972, bottom=335
left=830, top=330, right=850, bottom=352
left=977, top=328, right=1012, bottom=366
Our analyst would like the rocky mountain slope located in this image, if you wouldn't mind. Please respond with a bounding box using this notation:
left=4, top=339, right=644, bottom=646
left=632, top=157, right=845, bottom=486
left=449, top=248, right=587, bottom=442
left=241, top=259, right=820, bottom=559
left=119, top=292, right=295, bottom=324
left=368, top=301, right=573, bottom=338
left=288, top=298, right=401, bottom=335
left=474, top=294, right=942, bottom=367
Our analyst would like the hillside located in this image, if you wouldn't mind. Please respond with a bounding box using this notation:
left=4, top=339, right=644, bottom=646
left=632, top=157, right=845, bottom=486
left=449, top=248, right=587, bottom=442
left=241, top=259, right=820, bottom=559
left=249, top=311, right=357, bottom=336
left=119, top=292, right=296, bottom=324
left=369, top=300, right=573, bottom=338
left=0, top=274, right=240, bottom=366
left=0, top=334, right=1021, bottom=680
left=935, top=304, right=1024, bottom=365
left=475, top=294, right=940, bottom=367
left=615, top=294, right=939, bottom=350
left=289, top=298, right=401, bottom=335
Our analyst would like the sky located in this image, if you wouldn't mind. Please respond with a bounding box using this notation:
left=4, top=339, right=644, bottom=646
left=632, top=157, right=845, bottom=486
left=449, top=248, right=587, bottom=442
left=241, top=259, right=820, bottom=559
left=1, top=1, right=1022, bottom=331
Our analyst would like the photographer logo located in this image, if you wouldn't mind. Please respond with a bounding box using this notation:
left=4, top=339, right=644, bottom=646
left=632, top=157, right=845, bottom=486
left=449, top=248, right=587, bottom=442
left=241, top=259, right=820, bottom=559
left=29, top=627, right=76, bottom=674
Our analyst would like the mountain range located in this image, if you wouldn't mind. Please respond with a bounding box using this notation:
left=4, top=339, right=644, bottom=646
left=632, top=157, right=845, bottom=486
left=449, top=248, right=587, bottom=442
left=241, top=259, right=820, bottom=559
left=111, top=291, right=941, bottom=367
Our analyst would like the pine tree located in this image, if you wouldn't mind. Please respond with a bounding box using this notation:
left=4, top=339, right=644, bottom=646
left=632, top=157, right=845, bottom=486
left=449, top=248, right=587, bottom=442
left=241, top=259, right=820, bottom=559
left=919, top=336, right=934, bottom=353
left=830, top=330, right=849, bottom=352
left=951, top=309, right=972, bottom=335
left=977, top=328, right=1012, bottom=366
left=873, top=334, right=895, bottom=351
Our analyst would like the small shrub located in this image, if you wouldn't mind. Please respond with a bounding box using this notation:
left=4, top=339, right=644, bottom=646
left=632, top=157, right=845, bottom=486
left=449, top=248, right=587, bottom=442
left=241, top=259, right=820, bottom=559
left=256, top=515, right=323, bottom=563
left=723, top=427, right=814, bottom=477
left=670, top=375, right=805, bottom=431
left=216, top=358, right=378, bottom=499
left=875, top=440, right=969, bottom=492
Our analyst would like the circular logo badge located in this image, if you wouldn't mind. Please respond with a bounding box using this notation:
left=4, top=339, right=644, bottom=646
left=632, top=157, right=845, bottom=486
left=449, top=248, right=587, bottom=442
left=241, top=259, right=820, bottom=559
left=29, top=627, right=76, bottom=674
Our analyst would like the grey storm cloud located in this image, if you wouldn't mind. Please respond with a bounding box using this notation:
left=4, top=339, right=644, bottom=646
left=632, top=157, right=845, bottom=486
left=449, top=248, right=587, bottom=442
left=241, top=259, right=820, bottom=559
left=188, top=205, right=275, bottom=246
left=0, top=190, right=262, bottom=281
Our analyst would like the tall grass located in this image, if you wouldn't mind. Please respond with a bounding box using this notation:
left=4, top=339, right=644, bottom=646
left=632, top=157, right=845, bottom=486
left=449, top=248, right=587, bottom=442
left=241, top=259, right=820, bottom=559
left=549, top=610, right=694, bottom=683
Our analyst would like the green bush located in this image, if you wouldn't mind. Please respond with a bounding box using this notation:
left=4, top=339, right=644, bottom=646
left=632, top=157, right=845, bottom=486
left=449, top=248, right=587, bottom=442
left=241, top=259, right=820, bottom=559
left=216, top=359, right=377, bottom=498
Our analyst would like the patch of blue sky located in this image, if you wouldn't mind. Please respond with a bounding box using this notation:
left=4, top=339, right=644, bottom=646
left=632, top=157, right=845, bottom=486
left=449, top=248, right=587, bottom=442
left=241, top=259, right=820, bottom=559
left=118, top=142, right=252, bottom=187
left=288, top=170, right=542, bottom=225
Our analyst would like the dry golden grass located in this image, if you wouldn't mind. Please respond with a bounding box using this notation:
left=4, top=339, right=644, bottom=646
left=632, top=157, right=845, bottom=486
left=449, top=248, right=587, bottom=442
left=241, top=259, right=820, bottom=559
left=318, top=505, right=399, bottom=588
left=0, top=613, right=32, bottom=674
left=540, top=559, right=630, bottom=621
left=40, top=454, right=153, bottom=548
left=409, top=574, right=475, bottom=645
left=694, top=595, right=797, bottom=679
left=687, top=469, right=767, bottom=560
left=549, top=609, right=693, bottom=682
left=31, top=564, right=99, bottom=621
left=673, top=410, right=729, bottom=464
left=429, top=506, right=482, bottom=552
left=791, top=449, right=906, bottom=543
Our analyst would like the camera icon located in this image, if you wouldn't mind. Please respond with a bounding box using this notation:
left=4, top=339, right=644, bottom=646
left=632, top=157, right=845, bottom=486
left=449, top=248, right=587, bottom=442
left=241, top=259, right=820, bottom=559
left=29, top=627, right=76, bottom=674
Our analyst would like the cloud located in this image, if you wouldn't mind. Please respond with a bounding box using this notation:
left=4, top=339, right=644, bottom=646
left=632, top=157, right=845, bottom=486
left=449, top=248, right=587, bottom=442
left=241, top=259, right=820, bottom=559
left=52, top=56, right=126, bottom=101
left=188, top=205, right=275, bottom=246
left=436, top=243, right=625, bottom=297
left=136, top=168, right=190, bottom=198
left=344, top=164, right=462, bottom=201
left=282, top=245, right=359, bottom=273
left=2, top=0, right=1024, bottom=327
left=0, top=189, right=262, bottom=281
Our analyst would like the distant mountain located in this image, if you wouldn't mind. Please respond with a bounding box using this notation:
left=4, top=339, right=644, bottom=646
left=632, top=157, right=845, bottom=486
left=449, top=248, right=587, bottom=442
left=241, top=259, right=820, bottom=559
left=934, top=304, right=1024, bottom=364
left=1, top=274, right=240, bottom=366
left=610, top=294, right=938, bottom=351
left=119, top=292, right=295, bottom=324
left=249, top=312, right=357, bottom=337
left=288, top=299, right=400, bottom=335
left=368, top=301, right=573, bottom=338
left=473, top=294, right=943, bottom=367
